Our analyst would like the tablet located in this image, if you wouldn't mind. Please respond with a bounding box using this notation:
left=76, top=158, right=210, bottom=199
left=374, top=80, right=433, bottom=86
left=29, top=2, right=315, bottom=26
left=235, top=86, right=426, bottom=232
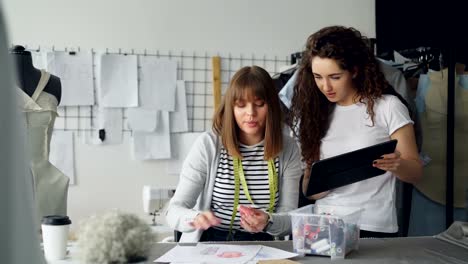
left=306, top=139, right=398, bottom=196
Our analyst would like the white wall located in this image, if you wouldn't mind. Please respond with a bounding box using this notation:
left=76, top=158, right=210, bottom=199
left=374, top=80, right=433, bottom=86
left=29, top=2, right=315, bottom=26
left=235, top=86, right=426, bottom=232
left=2, top=0, right=375, bottom=230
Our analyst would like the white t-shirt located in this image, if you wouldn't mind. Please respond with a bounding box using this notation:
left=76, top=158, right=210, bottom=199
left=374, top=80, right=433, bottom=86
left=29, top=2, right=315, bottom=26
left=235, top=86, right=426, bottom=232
left=315, top=95, right=413, bottom=233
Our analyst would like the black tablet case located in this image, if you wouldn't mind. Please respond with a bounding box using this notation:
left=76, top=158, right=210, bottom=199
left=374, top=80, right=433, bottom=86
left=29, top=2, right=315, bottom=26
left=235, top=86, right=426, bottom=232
left=306, top=139, right=398, bottom=196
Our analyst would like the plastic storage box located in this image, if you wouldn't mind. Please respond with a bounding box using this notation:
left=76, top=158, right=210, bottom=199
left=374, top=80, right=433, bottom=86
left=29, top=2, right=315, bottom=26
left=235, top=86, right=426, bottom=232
left=289, top=204, right=363, bottom=259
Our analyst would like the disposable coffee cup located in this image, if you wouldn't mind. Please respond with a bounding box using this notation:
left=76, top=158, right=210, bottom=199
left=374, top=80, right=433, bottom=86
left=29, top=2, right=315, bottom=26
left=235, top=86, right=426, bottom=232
left=41, top=215, right=72, bottom=261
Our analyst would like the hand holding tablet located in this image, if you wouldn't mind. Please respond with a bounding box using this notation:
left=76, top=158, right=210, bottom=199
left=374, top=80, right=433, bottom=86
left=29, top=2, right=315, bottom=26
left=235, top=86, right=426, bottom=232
left=306, top=140, right=398, bottom=196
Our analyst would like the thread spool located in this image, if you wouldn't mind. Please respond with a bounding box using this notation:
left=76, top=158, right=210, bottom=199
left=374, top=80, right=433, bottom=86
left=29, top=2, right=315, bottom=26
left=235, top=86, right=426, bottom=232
left=311, top=238, right=329, bottom=250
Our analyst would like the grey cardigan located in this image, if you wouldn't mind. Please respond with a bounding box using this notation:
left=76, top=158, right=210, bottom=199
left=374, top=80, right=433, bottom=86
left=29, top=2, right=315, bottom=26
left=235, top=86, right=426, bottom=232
left=165, top=131, right=302, bottom=242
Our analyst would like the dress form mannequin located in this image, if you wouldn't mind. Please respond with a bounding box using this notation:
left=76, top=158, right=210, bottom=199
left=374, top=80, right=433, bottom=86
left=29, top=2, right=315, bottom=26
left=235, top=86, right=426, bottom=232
left=13, top=45, right=69, bottom=224
left=10, top=45, right=62, bottom=103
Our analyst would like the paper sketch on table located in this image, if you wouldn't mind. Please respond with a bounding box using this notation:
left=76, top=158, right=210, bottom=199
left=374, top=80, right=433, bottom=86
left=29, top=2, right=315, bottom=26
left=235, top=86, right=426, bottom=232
left=139, top=56, right=177, bottom=111
left=155, top=244, right=262, bottom=264
left=166, top=132, right=202, bottom=175
left=99, top=54, right=138, bottom=107
left=127, top=108, right=158, bottom=132
left=169, top=80, right=188, bottom=132
left=47, top=51, right=94, bottom=106
left=49, top=131, right=75, bottom=185
left=252, top=245, right=299, bottom=261
left=132, top=111, right=171, bottom=160
left=83, top=107, right=123, bottom=145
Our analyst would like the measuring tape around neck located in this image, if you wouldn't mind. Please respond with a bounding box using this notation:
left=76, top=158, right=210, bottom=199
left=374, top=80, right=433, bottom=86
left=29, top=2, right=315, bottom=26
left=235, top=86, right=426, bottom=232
left=228, top=157, right=278, bottom=237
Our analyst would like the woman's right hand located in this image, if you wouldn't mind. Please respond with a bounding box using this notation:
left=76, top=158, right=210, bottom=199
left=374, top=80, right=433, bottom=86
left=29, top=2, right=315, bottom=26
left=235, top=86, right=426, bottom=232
left=189, top=211, right=221, bottom=230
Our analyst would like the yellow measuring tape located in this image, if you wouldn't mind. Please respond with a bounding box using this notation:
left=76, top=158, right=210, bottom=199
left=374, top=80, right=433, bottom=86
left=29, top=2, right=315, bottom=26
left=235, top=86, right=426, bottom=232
left=228, top=157, right=278, bottom=237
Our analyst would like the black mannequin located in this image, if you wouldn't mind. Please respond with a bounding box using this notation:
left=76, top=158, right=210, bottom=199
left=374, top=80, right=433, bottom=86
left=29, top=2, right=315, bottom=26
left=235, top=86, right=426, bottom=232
left=10, top=45, right=61, bottom=103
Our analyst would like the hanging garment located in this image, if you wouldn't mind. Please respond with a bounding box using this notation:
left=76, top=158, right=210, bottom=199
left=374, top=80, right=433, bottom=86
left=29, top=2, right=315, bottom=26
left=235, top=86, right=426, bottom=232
left=17, top=70, right=69, bottom=223
left=277, top=69, right=298, bottom=109
left=409, top=188, right=467, bottom=236
left=379, top=59, right=423, bottom=151
left=414, top=68, right=468, bottom=208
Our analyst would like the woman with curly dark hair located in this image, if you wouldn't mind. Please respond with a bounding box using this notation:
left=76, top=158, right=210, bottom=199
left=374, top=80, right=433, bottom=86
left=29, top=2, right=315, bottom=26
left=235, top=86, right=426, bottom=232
left=290, top=26, right=423, bottom=238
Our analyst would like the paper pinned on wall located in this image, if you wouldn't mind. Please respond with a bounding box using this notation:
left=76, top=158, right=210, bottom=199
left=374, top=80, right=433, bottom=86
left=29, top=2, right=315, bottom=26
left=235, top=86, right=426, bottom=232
left=169, top=80, right=189, bottom=132
left=166, top=132, right=202, bottom=175
left=139, top=56, right=177, bottom=111
left=31, top=50, right=47, bottom=70
left=49, top=131, right=75, bottom=185
left=83, top=107, right=123, bottom=145
left=93, top=50, right=105, bottom=106
left=132, top=111, right=171, bottom=160
left=99, top=54, right=138, bottom=107
left=47, top=51, right=94, bottom=106
left=127, top=108, right=158, bottom=132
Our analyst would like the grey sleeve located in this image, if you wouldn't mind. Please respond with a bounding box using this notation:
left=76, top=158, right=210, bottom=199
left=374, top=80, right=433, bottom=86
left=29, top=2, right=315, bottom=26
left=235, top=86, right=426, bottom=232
left=267, top=135, right=302, bottom=236
left=165, top=133, right=210, bottom=232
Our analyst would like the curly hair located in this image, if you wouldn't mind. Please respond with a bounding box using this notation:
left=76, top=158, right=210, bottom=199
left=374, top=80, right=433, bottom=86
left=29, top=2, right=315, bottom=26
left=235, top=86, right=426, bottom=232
left=290, top=26, right=396, bottom=164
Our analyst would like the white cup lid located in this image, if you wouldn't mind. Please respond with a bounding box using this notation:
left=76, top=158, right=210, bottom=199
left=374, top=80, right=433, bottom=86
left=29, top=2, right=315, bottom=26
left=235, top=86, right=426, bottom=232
left=42, top=215, right=71, bottom=226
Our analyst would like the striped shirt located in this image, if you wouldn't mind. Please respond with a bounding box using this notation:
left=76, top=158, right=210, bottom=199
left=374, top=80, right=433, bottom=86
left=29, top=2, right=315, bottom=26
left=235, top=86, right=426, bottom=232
left=211, top=141, right=279, bottom=231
